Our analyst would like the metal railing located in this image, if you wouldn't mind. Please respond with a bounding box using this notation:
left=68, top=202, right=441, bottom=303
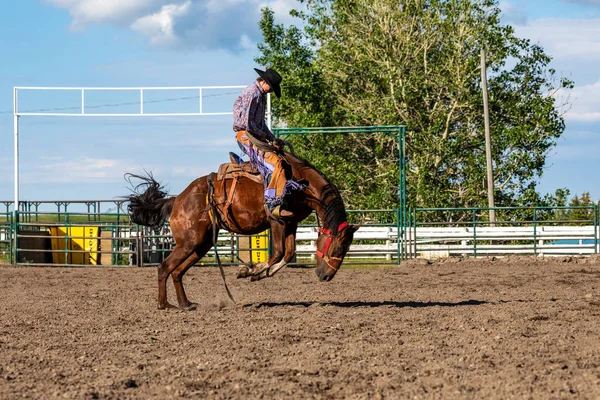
left=5, top=205, right=600, bottom=266
left=4, top=208, right=402, bottom=266
left=410, top=206, right=599, bottom=258
left=0, top=211, right=12, bottom=264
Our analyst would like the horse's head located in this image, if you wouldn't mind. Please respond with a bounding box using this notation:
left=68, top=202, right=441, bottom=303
left=314, top=222, right=360, bottom=282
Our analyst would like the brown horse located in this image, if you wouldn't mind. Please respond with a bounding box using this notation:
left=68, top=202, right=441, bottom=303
left=125, top=151, right=359, bottom=310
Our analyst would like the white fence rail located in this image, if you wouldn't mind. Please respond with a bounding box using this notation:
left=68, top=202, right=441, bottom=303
left=6, top=225, right=598, bottom=265
left=409, top=226, right=599, bottom=258
left=294, top=225, right=599, bottom=259
left=142, top=225, right=600, bottom=261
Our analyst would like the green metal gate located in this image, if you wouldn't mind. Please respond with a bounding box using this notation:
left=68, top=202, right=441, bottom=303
left=1, top=210, right=12, bottom=264
left=273, top=126, right=408, bottom=261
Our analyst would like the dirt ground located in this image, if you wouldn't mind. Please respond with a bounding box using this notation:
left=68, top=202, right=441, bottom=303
left=1, top=257, right=600, bottom=399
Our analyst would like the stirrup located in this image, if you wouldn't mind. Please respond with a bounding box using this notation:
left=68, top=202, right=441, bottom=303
left=272, top=205, right=294, bottom=219
left=229, top=152, right=242, bottom=165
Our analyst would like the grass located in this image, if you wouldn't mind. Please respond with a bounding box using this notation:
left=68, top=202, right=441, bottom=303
left=0, top=253, right=10, bottom=264
left=18, top=214, right=131, bottom=224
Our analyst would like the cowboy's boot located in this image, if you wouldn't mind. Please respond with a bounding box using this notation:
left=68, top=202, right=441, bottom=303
left=272, top=205, right=294, bottom=218
left=229, top=152, right=242, bottom=164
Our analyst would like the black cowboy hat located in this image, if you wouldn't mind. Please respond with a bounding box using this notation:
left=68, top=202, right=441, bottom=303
left=254, top=67, right=282, bottom=98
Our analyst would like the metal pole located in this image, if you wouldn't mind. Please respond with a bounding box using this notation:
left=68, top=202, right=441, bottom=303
left=13, top=88, right=19, bottom=264
left=533, top=208, right=537, bottom=256
left=595, top=203, right=598, bottom=254
left=13, top=88, right=19, bottom=210
left=481, top=48, right=496, bottom=225
left=401, top=127, right=406, bottom=260
left=13, top=115, right=19, bottom=211
left=397, top=128, right=403, bottom=262
left=199, top=88, right=203, bottom=114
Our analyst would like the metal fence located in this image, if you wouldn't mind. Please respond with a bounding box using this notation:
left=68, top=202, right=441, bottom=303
left=410, top=206, right=599, bottom=258
left=0, top=211, right=12, bottom=264
left=3, top=202, right=600, bottom=266
left=2, top=202, right=404, bottom=266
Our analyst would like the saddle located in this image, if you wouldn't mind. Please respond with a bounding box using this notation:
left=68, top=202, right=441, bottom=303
left=203, top=154, right=263, bottom=230
left=216, top=153, right=262, bottom=184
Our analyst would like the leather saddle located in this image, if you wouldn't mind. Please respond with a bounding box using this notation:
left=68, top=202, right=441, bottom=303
left=203, top=153, right=264, bottom=229
left=216, top=152, right=263, bottom=184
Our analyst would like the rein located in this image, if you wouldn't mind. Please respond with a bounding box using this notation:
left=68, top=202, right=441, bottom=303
left=245, top=130, right=295, bottom=155
left=316, top=221, right=349, bottom=271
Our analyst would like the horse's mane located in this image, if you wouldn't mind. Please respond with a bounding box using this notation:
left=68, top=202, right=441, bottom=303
left=320, top=184, right=348, bottom=233
left=287, top=153, right=348, bottom=233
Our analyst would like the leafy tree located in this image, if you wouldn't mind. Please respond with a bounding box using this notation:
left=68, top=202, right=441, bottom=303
left=256, top=0, right=572, bottom=220
left=565, top=192, right=595, bottom=224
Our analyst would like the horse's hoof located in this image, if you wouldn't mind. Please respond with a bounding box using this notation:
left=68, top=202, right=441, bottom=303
left=251, top=263, right=269, bottom=276
left=250, top=270, right=268, bottom=281
left=237, top=266, right=252, bottom=279
left=158, top=302, right=177, bottom=310
left=182, top=302, right=198, bottom=311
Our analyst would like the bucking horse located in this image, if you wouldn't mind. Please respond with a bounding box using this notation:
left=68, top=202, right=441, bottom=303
left=125, top=140, right=359, bottom=310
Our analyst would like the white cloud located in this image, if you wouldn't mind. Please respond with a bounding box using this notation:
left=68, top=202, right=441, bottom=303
left=514, top=18, right=600, bottom=61
left=46, top=0, right=302, bottom=51
left=30, top=156, right=138, bottom=183
left=131, top=1, right=192, bottom=45
left=205, top=0, right=249, bottom=14
left=46, top=0, right=166, bottom=26
left=258, top=0, right=301, bottom=25
left=514, top=16, right=600, bottom=124
left=560, top=80, right=600, bottom=122
left=499, top=1, right=528, bottom=25
left=564, top=0, right=600, bottom=6
left=239, top=34, right=255, bottom=51
left=18, top=155, right=216, bottom=186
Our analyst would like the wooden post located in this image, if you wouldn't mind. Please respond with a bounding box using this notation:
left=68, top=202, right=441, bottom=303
left=481, top=48, right=496, bottom=225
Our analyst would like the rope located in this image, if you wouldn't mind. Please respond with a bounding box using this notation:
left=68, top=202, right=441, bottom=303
left=245, top=131, right=296, bottom=155
left=207, top=173, right=236, bottom=304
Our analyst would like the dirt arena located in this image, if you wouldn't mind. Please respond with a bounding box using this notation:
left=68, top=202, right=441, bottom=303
left=1, top=256, right=600, bottom=399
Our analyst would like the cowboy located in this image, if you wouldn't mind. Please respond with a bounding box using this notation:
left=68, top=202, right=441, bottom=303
left=232, top=67, right=301, bottom=219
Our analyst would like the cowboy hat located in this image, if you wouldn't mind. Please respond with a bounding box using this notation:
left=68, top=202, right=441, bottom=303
left=254, top=67, right=282, bottom=98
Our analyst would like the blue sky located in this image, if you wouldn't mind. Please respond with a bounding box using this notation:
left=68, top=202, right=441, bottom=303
left=1, top=0, right=600, bottom=209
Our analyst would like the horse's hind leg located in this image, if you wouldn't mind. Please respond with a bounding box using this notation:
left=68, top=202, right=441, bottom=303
left=171, top=238, right=214, bottom=310
left=157, top=245, right=195, bottom=309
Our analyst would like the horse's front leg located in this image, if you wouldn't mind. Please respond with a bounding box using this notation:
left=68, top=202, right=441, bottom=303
left=252, top=222, right=298, bottom=281
left=238, top=221, right=286, bottom=279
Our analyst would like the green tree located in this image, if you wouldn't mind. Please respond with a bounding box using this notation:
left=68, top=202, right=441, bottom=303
left=565, top=192, right=595, bottom=224
left=256, top=0, right=572, bottom=219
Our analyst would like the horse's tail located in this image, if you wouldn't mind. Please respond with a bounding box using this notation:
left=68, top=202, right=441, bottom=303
left=124, top=172, right=175, bottom=228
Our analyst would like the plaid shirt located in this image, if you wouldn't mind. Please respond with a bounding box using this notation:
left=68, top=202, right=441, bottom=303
left=232, top=81, right=274, bottom=141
